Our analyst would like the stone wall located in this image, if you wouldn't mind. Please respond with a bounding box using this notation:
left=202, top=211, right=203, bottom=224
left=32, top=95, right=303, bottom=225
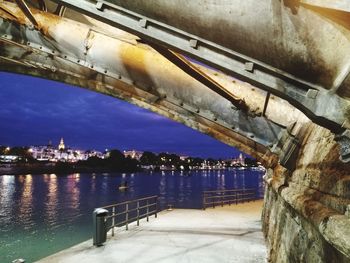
left=262, top=123, right=350, bottom=263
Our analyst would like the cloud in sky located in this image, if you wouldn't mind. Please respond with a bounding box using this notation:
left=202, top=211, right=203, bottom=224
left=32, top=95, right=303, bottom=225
left=0, top=72, right=241, bottom=158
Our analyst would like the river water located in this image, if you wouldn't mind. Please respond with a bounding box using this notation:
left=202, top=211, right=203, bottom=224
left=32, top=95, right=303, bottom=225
left=0, top=169, right=264, bottom=262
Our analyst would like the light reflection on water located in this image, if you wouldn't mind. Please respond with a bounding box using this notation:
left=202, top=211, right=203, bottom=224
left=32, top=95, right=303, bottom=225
left=0, top=175, right=15, bottom=226
left=0, top=170, right=264, bottom=262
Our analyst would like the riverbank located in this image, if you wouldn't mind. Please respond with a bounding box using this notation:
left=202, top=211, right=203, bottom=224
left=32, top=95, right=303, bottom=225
left=0, top=163, right=140, bottom=175
left=0, top=164, right=264, bottom=176
left=38, top=200, right=266, bottom=263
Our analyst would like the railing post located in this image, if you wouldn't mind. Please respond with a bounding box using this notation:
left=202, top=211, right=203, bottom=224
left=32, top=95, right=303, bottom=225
left=203, top=195, right=206, bottom=210
left=221, top=194, right=224, bottom=207
left=147, top=199, right=149, bottom=222
left=125, top=203, right=129, bottom=231
left=236, top=192, right=238, bottom=205
left=112, top=206, right=115, bottom=237
left=155, top=197, right=158, bottom=218
left=137, top=201, right=140, bottom=226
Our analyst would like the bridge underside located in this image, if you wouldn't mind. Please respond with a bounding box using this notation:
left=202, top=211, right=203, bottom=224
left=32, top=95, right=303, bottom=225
left=0, top=0, right=350, bottom=262
left=0, top=2, right=293, bottom=166
left=0, top=1, right=349, bottom=166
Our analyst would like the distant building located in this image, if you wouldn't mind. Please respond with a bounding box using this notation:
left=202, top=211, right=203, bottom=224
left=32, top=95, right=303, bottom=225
left=0, top=155, right=22, bottom=163
left=30, top=141, right=56, bottom=161
left=179, top=155, right=189, bottom=161
left=238, top=153, right=245, bottom=165
left=230, top=153, right=246, bottom=166
left=58, top=138, right=65, bottom=151
left=123, top=150, right=144, bottom=160
left=29, top=138, right=105, bottom=163
left=85, top=150, right=105, bottom=159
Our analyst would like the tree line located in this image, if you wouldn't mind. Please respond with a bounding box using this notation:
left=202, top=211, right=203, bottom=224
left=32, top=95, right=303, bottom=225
left=0, top=146, right=259, bottom=173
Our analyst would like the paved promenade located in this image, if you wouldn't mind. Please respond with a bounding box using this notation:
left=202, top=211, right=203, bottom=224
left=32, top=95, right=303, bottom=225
left=38, top=201, right=266, bottom=263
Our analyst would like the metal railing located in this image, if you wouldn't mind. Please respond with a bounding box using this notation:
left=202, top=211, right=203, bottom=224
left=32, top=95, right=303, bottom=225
left=202, top=188, right=257, bottom=209
left=101, top=195, right=158, bottom=236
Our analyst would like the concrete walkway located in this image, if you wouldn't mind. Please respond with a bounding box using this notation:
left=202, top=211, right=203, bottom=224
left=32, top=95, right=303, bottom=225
left=37, top=201, right=266, bottom=263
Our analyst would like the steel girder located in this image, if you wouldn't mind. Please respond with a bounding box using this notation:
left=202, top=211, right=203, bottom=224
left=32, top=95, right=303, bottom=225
left=0, top=3, right=291, bottom=166
left=2, top=1, right=350, bottom=163
left=300, top=0, right=350, bottom=12
left=48, top=0, right=350, bottom=136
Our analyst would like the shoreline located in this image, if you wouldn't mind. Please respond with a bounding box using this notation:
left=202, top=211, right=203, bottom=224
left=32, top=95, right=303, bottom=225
left=0, top=164, right=140, bottom=176
left=0, top=166, right=264, bottom=176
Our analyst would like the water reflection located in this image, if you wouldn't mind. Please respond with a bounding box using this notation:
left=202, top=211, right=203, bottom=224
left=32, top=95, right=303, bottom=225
left=19, top=175, right=33, bottom=228
left=233, top=172, right=237, bottom=188
left=0, top=175, right=15, bottom=225
left=65, top=175, right=80, bottom=212
left=0, top=170, right=264, bottom=263
left=242, top=171, right=246, bottom=189
left=74, top=173, right=80, bottom=182
left=44, top=174, right=58, bottom=225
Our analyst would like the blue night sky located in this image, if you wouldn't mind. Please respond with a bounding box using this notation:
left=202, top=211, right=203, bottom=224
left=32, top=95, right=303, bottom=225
left=0, top=72, right=241, bottom=159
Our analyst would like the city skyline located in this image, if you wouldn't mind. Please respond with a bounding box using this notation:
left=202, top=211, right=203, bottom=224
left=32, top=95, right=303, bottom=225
left=0, top=72, right=242, bottom=159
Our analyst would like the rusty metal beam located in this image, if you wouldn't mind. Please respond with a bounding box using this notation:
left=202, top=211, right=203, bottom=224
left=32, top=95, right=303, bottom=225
left=0, top=7, right=285, bottom=166
left=1, top=2, right=349, bottom=163
left=38, top=0, right=47, bottom=12
left=50, top=0, right=350, bottom=135
left=262, top=92, right=271, bottom=117
left=14, top=0, right=38, bottom=27
left=148, top=42, right=250, bottom=113
left=300, top=0, right=350, bottom=12
left=0, top=5, right=18, bottom=20
left=54, top=3, right=66, bottom=17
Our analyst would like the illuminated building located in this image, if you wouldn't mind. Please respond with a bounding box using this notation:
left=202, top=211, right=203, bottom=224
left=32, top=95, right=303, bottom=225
left=58, top=138, right=65, bottom=151
left=123, top=150, right=144, bottom=160
left=29, top=139, right=105, bottom=162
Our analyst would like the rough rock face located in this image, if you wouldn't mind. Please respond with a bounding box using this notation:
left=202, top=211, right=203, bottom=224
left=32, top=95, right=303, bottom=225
left=262, top=123, right=350, bottom=263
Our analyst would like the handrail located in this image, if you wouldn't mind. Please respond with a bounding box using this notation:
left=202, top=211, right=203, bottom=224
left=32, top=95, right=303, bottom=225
left=102, top=195, right=158, bottom=209
left=98, top=195, right=158, bottom=236
left=202, top=188, right=258, bottom=209
left=203, top=188, right=256, bottom=194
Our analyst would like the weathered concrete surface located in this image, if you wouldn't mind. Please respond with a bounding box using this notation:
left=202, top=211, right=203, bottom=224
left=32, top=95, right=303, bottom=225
left=262, top=123, right=350, bottom=263
left=37, top=201, right=266, bottom=263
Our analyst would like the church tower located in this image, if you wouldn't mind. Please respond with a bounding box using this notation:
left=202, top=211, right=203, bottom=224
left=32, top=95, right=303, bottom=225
left=58, top=138, right=65, bottom=151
